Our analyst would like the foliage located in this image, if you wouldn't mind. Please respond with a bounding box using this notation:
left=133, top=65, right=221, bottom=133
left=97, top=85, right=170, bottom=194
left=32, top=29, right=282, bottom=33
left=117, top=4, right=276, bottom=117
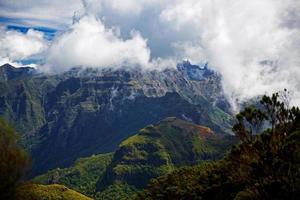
left=0, top=118, right=30, bottom=200
left=34, top=153, right=113, bottom=197
left=136, top=92, right=300, bottom=200
left=94, top=183, right=137, bottom=200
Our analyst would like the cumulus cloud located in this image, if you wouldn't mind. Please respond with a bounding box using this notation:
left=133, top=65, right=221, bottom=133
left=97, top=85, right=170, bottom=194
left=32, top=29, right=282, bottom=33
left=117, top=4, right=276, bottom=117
left=0, top=26, right=48, bottom=66
left=45, top=0, right=176, bottom=72
left=46, top=16, right=152, bottom=72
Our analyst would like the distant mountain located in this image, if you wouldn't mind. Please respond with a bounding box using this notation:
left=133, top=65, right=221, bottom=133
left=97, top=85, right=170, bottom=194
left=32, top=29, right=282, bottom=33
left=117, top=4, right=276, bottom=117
left=34, top=118, right=236, bottom=199
left=0, top=62, right=233, bottom=176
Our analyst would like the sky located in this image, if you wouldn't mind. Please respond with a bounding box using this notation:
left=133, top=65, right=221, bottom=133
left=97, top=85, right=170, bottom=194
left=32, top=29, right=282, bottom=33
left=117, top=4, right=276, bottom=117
left=0, top=0, right=300, bottom=108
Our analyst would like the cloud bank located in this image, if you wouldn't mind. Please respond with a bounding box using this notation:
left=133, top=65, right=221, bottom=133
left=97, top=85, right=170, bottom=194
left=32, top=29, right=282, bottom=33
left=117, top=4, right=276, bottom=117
left=159, top=0, right=300, bottom=108
left=0, top=26, right=48, bottom=67
left=0, top=0, right=300, bottom=108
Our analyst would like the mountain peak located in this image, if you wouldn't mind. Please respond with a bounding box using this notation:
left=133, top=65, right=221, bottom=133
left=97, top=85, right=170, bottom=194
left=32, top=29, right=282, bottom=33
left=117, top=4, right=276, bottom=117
left=0, top=63, right=35, bottom=81
left=160, top=117, right=215, bottom=139
left=177, top=60, right=215, bottom=81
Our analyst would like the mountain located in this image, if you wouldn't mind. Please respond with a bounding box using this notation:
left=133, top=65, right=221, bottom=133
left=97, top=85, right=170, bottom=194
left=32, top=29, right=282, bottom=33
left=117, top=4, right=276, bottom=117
left=0, top=62, right=233, bottom=175
left=96, top=118, right=234, bottom=191
left=34, top=118, right=236, bottom=199
left=0, top=64, right=36, bottom=81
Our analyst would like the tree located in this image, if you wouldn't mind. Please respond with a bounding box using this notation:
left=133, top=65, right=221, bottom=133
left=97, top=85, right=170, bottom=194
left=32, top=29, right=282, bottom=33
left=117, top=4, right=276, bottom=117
left=233, top=90, right=300, bottom=142
left=0, top=119, right=30, bottom=199
left=232, top=106, right=267, bottom=142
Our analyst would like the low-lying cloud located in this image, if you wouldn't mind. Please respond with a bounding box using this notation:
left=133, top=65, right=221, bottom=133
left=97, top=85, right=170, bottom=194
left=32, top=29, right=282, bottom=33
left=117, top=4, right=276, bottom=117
left=159, top=0, right=300, bottom=108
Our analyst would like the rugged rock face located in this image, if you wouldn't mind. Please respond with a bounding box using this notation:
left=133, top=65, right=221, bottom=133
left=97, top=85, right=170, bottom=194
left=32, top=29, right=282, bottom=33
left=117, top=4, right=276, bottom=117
left=0, top=62, right=233, bottom=175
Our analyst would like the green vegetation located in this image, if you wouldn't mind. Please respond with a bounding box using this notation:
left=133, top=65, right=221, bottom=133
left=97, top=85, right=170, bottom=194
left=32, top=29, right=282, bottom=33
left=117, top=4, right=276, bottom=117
left=16, top=184, right=93, bottom=200
left=136, top=92, right=300, bottom=200
left=95, top=117, right=235, bottom=198
left=34, top=153, right=113, bottom=196
left=0, top=118, right=93, bottom=200
left=94, top=183, right=137, bottom=200
left=34, top=117, right=235, bottom=199
left=0, top=118, right=30, bottom=199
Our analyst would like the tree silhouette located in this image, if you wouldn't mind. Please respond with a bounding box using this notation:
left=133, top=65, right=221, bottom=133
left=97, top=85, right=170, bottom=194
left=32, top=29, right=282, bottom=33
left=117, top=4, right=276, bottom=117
left=232, top=106, right=267, bottom=142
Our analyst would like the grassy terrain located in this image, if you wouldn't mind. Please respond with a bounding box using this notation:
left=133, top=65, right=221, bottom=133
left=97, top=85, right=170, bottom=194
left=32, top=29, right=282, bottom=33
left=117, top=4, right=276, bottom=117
left=17, top=184, right=92, bottom=200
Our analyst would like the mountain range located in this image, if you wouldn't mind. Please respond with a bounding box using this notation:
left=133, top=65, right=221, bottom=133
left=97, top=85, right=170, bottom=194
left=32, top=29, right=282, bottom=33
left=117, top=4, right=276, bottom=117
left=0, top=61, right=233, bottom=177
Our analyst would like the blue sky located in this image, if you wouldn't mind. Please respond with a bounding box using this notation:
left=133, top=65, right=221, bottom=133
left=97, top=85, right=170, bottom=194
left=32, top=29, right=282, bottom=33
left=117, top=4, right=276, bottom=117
left=0, top=0, right=299, bottom=107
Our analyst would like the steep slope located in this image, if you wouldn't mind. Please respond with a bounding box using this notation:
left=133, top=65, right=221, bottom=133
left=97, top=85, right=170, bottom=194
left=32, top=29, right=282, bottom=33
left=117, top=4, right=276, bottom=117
left=0, top=62, right=234, bottom=175
left=96, top=118, right=235, bottom=197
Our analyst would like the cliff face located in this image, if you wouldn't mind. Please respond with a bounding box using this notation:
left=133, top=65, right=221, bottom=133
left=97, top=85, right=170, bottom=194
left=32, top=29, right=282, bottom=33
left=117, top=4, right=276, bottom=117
left=0, top=62, right=233, bottom=175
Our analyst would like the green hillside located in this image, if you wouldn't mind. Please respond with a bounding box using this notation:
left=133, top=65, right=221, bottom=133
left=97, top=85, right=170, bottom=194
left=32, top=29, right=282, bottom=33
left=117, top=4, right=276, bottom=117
left=97, top=117, right=234, bottom=192
left=34, top=118, right=235, bottom=199
left=17, top=184, right=93, bottom=200
left=34, top=153, right=113, bottom=196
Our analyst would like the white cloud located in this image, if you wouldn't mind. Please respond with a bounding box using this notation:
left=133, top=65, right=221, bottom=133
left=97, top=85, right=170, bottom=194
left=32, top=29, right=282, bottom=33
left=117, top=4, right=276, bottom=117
left=46, top=16, right=152, bottom=72
left=0, top=0, right=83, bottom=29
left=81, top=0, right=164, bottom=16
left=45, top=0, right=176, bottom=72
left=0, top=26, right=48, bottom=66
left=160, top=0, right=300, bottom=108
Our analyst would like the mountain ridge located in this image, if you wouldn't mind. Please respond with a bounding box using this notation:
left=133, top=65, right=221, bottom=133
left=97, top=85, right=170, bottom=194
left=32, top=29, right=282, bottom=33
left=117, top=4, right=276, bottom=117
left=0, top=62, right=234, bottom=176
